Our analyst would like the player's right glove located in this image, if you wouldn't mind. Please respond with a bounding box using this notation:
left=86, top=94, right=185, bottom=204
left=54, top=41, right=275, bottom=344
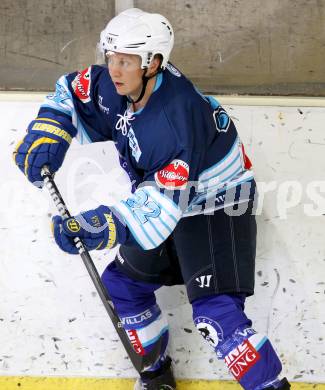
left=51, top=205, right=127, bottom=254
left=13, top=114, right=77, bottom=187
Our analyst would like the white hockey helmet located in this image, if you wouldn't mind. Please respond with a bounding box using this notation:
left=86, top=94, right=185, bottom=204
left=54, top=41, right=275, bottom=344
left=99, top=8, right=174, bottom=69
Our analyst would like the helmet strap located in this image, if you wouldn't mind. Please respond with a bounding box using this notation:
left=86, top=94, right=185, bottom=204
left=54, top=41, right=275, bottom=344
left=127, top=69, right=157, bottom=104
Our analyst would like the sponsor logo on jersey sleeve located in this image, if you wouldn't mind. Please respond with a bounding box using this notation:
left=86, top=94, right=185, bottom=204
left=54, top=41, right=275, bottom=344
left=71, top=67, right=92, bottom=103
left=155, top=159, right=189, bottom=189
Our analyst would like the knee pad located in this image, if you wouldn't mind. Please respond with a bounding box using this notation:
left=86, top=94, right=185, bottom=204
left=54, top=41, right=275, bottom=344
left=101, top=260, right=158, bottom=315
left=192, top=294, right=283, bottom=390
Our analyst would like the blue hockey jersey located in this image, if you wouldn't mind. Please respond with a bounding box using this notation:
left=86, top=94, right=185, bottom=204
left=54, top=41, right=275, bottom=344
left=38, top=63, right=255, bottom=250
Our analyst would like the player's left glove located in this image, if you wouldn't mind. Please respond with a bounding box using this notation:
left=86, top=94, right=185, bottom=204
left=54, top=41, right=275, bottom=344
left=52, top=206, right=123, bottom=254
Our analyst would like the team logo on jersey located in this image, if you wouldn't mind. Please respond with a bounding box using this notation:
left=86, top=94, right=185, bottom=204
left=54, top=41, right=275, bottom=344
left=194, top=316, right=223, bottom=349
left=166, top=63, right=181, bottom=77
left=225, top=339, right=260, bottom=380
left=71, top=67, right=92, bottom=103
left=213, top=106, right=230, bottom=132
left=155, top=159, right=189, bottom=190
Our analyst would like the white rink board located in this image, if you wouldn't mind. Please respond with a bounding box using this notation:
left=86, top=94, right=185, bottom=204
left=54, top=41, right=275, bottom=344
left=0, top=97, right=324, bottom=382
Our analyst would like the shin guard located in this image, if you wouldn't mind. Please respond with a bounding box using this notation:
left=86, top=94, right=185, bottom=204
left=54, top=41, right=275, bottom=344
left=193, top=294, right=283, bottom=390
left=121, top=304, right=169, bottom=371
left=101, top=261, right=168, bottom=371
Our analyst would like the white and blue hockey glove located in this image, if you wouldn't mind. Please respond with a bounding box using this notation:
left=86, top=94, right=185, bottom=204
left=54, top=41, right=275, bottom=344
left=52, top=206, right=124, bottom=254
left=13, top=115, right=77, bottom=187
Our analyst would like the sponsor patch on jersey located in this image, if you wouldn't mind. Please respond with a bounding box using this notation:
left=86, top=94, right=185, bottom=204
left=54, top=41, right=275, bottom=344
left=71, top=67, right=92, bottom=103
left=155, top=159, right=189, bottom=189
left=166, top=63, right=181, bottom=77
left=194, top=316, right=223, bottom=349
left=225, top=339, right=261, bottom=380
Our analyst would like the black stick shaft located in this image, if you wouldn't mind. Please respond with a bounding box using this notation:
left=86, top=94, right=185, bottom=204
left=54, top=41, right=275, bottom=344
left=41, top=166, right=149, bottom=373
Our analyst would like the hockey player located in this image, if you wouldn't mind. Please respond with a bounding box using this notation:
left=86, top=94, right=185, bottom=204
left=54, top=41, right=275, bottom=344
left=13, top=8, right=291, bottom=390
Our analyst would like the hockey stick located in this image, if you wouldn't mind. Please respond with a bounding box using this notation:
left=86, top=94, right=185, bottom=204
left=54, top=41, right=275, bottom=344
left=41, top=166, right=163, bottom=373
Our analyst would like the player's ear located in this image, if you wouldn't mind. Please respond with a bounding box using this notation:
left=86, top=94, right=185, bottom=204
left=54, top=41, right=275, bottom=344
left=146, top=54, right=162, bottom=77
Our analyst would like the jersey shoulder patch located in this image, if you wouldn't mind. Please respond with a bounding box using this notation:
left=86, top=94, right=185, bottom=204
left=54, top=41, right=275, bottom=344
left=71, top=66, right=92, bottom=103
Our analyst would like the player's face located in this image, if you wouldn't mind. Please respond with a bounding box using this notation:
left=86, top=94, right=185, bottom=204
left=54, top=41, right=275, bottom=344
left=107, top=51, right=144, bottom=98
